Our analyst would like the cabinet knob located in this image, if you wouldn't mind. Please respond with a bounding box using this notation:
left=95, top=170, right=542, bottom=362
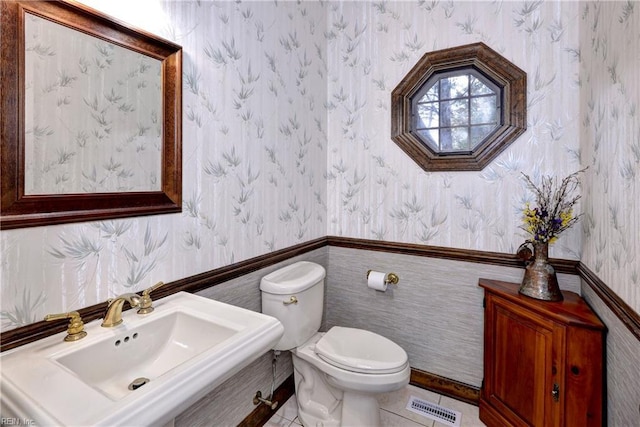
left=552, top=383, right=560, bottom=402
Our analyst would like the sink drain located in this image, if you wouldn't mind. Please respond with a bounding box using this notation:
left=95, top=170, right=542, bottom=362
left=128, top=377, right=150, bottom=391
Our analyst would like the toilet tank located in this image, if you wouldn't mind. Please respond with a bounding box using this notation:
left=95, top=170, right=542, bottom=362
left=260, top=261, right=326, bottom=350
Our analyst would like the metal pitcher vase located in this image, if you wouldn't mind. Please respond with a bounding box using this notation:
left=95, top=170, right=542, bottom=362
left=519, top=241, right=563, bottom=301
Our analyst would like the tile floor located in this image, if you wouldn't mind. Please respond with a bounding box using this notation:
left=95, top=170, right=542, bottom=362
left=264, top=384, right=487, bottom=427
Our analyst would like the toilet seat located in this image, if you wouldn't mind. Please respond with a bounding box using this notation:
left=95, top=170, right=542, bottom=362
left=294, top=332, right=411, bottom=395
left=314, top=326, right=408, bottom=374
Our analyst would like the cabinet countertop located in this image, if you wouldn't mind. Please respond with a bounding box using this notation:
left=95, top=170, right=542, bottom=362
left=479, top=278, right=606, bottom=331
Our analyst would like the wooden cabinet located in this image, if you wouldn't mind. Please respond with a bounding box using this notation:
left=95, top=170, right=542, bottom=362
left=479, top=279, right=605, bottom=427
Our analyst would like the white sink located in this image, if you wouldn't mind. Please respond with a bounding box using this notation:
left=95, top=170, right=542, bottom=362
left=0, top=292, right=283, bottom=426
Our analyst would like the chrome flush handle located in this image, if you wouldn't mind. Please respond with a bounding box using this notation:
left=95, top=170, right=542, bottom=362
left=283, top=296, right=298, bottom=305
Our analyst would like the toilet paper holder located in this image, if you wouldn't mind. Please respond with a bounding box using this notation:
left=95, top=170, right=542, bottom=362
left=366, top=270, right=399, bottom=285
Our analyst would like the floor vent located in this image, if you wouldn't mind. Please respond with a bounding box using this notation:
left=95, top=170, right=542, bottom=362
left=406, top=396, right=462, bottom=427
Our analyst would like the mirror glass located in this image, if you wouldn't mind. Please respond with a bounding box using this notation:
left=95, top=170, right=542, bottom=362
left=24, top=13, right=162, bottom=195
left=1, top=0, right=182, bottom=229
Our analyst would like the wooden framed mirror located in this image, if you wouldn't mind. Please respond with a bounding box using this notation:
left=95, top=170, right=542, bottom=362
left=1, top=0, right=182, bottom=229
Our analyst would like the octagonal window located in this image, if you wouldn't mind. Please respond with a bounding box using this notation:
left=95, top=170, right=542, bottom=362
left=392, top=43, right=526, bottom=171
left=412, top=70, right=502, bottom=154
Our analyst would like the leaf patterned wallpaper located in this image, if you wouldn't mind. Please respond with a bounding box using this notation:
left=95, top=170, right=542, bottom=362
left=1, top=0, right=328, bottom=330
left=580, top=1, right=639, bottom=315
left=1, top=1, right=638, bottom=332
left=326, top=1, right=584, bottom=255
left=324, top=0, right=638, bottom=315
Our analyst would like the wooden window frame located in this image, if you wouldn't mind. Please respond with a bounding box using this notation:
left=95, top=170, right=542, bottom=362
left=391, top=43, right=526, bottom=172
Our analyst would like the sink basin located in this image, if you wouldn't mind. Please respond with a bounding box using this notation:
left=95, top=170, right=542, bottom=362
left=56, top=311, right=239, bottom=400
left=0, top=292, right=283, bottom=426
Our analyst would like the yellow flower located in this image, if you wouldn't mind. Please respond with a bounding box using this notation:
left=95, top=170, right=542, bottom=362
left=519, top=169, right=586, bottom=244
left=560, top=209, right=573, bottom=227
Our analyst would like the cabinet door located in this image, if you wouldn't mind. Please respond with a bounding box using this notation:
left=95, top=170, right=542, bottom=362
left=483, top=297, right=563, bottom=426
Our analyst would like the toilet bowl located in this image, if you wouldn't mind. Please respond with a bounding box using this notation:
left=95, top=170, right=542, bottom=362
left=293, top=330, right=410, bottom=427
left=260, top=262, right=410, bottom=426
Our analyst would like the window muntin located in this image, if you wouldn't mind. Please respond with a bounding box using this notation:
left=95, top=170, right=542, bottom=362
left=412, top=70, right=502, bottom=154
left=390, top=42, right=527, bottom=171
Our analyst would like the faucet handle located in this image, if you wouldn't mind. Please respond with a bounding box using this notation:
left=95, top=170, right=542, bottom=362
left=44, top=311, right=87, bottom=342
left=137, top=281, right=165, bottom=314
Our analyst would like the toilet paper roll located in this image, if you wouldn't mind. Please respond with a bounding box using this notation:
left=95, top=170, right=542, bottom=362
left=367, top=271, right=388, bottom=291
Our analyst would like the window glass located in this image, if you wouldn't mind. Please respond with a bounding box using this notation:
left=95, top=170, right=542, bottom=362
left=391, top=42, right=527, bottom=171
left=420, top=85, right=439, bottom=102
left=470, top=75, right=493, bottom=95
left=441, top=75, right=469, bottom=99
left=470, top=125, right=496, bottom=148
left=416, top=103, right=439, bottom=129
left=411, top=70, right=501, bottom=154
left=470, top=96, right=497, bottom=124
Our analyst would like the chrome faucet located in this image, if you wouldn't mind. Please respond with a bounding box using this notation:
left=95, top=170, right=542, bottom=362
left=101, top=293, right=142, bottom=327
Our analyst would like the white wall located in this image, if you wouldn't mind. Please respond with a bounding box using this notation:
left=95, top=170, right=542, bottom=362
left=578, top=4, right=640, bottom=423
left=326, top=1, right=583, bottom=257
left=0, top=0, right=328, bottom=330
left=2, top=0, right=637, bottom=329
left=325, top=0, right=639, bottom=314
left=1, top=1, right=638, bottom=423
left=580, top=1, right=640, bottom=314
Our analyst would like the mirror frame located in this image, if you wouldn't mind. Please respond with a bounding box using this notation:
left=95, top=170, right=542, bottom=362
left=1, top=0, right=182, bottom=229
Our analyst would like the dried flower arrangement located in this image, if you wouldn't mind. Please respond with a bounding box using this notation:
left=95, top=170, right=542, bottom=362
left=520, top=168, right=587, bottom=244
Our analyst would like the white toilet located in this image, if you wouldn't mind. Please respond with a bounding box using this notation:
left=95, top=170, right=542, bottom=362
left=260, top=261, right=410, bottom=427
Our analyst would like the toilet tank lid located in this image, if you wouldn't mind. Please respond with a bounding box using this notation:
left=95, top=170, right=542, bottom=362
left=260, top=261, right=326, bottom=294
